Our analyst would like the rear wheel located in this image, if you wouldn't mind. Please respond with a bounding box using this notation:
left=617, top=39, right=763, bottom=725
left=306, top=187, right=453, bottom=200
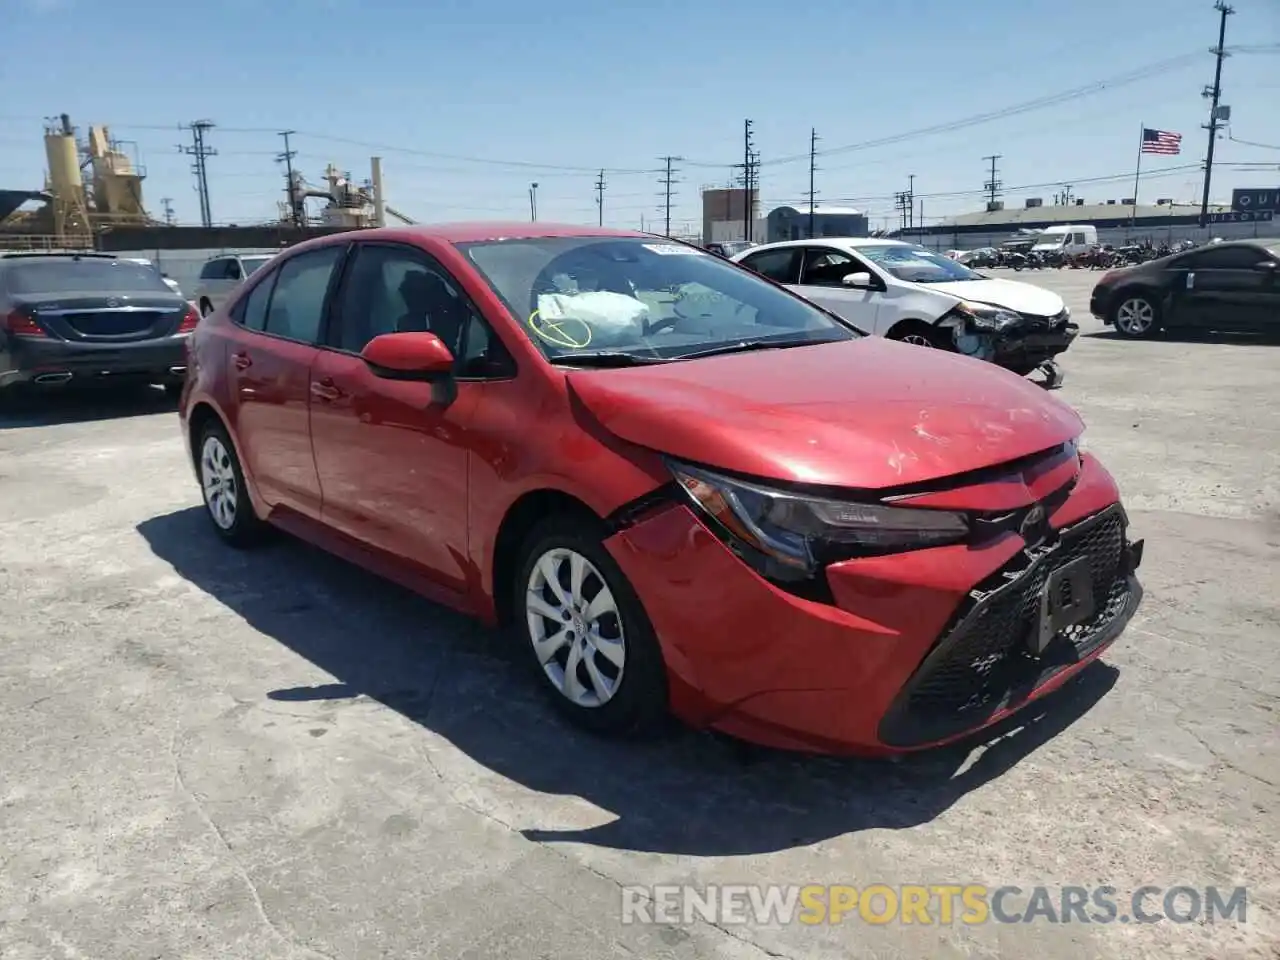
left=197, top=420, right=265, bottom=547
left=512, top=514, right=668, bottom=736
left=1112, top=294, right=1160, bottom=339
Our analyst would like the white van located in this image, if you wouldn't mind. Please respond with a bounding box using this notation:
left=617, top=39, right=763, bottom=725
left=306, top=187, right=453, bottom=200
left=1032, top=224, right=1098, bottom=256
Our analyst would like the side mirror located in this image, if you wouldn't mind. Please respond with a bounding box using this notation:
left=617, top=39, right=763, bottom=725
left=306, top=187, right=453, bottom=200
left=842, top=271, right=875, bottom=289
left=361, top=332, right=455, bottom=380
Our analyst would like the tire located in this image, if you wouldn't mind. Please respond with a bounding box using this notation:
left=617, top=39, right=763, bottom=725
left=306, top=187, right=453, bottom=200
left=888, top=320, right=944, bottom=349
left=196, top=419, right=266, bottom=547
left=1111, top=292, right=1160, bottom=339
left=512, top=513, right=669, bottom=736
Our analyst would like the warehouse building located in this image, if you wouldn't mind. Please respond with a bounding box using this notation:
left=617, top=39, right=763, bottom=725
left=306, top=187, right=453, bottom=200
left=900, top=197, right=1273, bottom=250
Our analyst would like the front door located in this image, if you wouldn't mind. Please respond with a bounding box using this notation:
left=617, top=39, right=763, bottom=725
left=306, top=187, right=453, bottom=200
left=1172, top=245, right=1279, bottom=330
left=793, top=246, right=882, bottom=334
left=226, top=244, right=345, bottom=518
left=310, top=242, right=480, bottom=592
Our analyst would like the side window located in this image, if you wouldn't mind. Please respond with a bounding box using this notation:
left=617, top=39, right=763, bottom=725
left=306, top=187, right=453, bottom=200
left=334, top=244, right=471, bottom=356
left=225, top=259, right=245, bottom=281
left=741, top=248, right=799, bottom=284
left=1190, top=246, right=1265, bottom=270
left=800, top=248, right=859, bottom=286
left=457, top=314, right=516, bottom=379
left=263, top=246, right=344, bottom=344
left=236, top=272, right=277, bottom=331
left=1072, top=233, right=1086, bottom=245
left=199, top=258, right=225, bottom=280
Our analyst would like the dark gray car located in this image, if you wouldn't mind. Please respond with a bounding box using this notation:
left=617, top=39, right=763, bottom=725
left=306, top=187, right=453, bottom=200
left=0, top=253, right=197, bottom=395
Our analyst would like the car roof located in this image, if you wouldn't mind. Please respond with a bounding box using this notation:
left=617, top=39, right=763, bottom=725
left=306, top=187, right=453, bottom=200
left=745, top=237, right=911, bottom=253
left=0, top=251, right=120, bottom=261
left=344, top=222, right=650, bottom=245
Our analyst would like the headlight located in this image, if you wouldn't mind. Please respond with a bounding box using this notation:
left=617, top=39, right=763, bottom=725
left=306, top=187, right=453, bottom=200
left=953, top=300, right=1022, bottom=332
left=668, top=461, right=970, bottom=581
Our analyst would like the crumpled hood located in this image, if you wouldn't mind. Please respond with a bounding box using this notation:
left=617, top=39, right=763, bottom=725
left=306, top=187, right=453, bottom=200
left=565, top=338, right=1083, bottom=490
left=927, top=277, right=1066, bottom=316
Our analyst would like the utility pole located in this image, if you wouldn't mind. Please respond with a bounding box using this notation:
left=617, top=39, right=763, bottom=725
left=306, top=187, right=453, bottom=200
left=907, top=174, right=916, bottom=231
left=179, top=120, right=217, bottom=228
left=806, top=128, right=820, bottom=239
left=529, top=182, right=538, bottom=222
left=159, top=197, right=175, bottom=225
left=276, top=130, right=299, bottom=225
left=595, top=169, right=606, bottom=226
left=893, top=191, right=911, bottom=231
left=740, top=119, right=756, bottom=242
left=658, top=156, right=682, bottom=237
left=1199, top=0, right=1234, bottom=227
left=982, top=154, right=1003, bottom=208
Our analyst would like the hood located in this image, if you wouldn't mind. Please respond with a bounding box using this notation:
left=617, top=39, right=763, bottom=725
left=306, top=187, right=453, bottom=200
left=565, top=338, right=1083, bottom=490
left=926, top=277, right=1065, bottom=316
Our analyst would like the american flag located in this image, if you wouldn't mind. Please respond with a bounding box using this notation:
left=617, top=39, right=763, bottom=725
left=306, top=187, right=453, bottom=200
left=1142, top=128, right=1183, bottom=155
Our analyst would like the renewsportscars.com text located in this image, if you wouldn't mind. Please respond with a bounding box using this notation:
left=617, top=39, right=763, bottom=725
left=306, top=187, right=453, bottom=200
left=620, top=884, right=1248, bottom=927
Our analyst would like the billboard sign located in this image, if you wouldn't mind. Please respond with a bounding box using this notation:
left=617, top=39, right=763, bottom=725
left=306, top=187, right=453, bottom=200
left=1230, top=188, right=1280, bottom=212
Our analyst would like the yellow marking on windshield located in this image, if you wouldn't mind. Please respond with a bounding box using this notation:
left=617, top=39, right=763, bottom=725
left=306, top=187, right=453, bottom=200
left=527, top=309, right=593, bottom=349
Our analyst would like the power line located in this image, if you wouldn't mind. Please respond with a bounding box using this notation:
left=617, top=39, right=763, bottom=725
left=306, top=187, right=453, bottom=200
left=1200, top=0, right=1235, bottom=227
left=178, top=120, right=217, bottom=227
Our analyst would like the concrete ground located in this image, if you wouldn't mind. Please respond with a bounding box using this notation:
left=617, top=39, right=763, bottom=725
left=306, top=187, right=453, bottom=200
left=1, top=267, right=1277, bottom=959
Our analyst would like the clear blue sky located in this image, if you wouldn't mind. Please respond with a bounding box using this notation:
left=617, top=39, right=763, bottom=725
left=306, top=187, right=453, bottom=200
left=0, top=0, right=1276, bottom=232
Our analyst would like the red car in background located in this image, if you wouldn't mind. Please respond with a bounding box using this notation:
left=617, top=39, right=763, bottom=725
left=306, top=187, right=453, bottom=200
left=178, top=223, right=1144, bottom=755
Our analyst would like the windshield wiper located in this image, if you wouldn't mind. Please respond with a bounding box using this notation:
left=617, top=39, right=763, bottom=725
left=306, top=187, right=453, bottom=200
left=674, top=336, right=846, bottom=361
left=550, top=351, right=670, bottom=367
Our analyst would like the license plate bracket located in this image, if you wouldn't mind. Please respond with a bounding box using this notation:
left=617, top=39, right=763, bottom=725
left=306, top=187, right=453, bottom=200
left=1029, top=556, right=1096, bottom=655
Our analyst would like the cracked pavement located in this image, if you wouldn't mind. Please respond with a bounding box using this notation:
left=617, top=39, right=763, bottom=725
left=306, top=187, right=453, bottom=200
left=1, top=269, right=1277, bottom=959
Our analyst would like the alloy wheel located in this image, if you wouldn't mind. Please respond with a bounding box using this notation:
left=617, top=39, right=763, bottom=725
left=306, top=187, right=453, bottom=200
left=1115, top=298, right=1154, bottom=335
left=200, top=435, right=238, bottom=530
left=901, top=332, right=934, bottom=347
left=525, top=547, right=626, bottom=707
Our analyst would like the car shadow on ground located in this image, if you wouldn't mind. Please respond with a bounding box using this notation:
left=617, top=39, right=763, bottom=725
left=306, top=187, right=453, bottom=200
left=138, top=506, right=1119, bottom=856
left=1086, top=328, right=1280, bottom=345
left=0, top=384, right=178, bottom=429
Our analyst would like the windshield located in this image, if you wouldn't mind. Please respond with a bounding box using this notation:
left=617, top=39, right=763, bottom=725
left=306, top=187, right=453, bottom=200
left=240, top=256, right=273, bottom=275
left=459, top=236, right=858, bottom=362
left=5, top=258, right=174, bottom=295
left=1033, top=235, right=1065, bottom=247
left=856, top=245, right=980, bottom=284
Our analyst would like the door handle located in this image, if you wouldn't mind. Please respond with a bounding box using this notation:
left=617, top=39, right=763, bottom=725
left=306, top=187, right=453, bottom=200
left=310, top=377, right=343, bottom=402
left=232, top=351, right=252, bottom=371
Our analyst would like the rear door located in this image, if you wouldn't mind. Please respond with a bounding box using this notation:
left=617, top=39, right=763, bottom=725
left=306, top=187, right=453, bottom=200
left=225, top=243, right=347, bottom=518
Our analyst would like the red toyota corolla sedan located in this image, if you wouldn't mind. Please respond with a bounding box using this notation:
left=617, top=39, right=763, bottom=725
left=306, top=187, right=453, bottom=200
left=178, top=223, right=1144, bottom=755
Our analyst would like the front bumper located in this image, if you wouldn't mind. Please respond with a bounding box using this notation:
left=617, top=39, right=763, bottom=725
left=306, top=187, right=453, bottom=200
left=604, top=452, right=1141, bottom=755
left=0, top=335, right=188, bottom=388
left=991, top=323, right=1079, bottom=371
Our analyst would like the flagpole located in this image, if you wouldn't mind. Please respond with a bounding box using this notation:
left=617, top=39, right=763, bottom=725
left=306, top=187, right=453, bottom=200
left=1130, top=122, right=1144, bottom=230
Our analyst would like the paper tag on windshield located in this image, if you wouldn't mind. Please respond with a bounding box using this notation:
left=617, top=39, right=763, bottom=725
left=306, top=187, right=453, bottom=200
left=642, top=243, right=705, bottom=256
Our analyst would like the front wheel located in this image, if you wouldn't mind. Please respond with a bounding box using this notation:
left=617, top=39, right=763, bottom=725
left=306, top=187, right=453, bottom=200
left=1112, top=294, right=1160, bottom=339
left=513, top=515, right=668, bottom=736
left=888, top=321, right=944, bottom=349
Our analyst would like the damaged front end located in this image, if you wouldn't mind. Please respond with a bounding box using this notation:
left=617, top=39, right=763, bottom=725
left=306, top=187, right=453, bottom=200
left=937, top=301, right=1078, bottom=384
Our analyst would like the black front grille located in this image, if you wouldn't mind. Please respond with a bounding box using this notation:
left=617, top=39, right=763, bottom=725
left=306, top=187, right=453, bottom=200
left=64, top=310, right=163, bottom=338
left=1020, top=309, right=1069, bottom=332
left=879, top=505, right=1140, bottom=747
